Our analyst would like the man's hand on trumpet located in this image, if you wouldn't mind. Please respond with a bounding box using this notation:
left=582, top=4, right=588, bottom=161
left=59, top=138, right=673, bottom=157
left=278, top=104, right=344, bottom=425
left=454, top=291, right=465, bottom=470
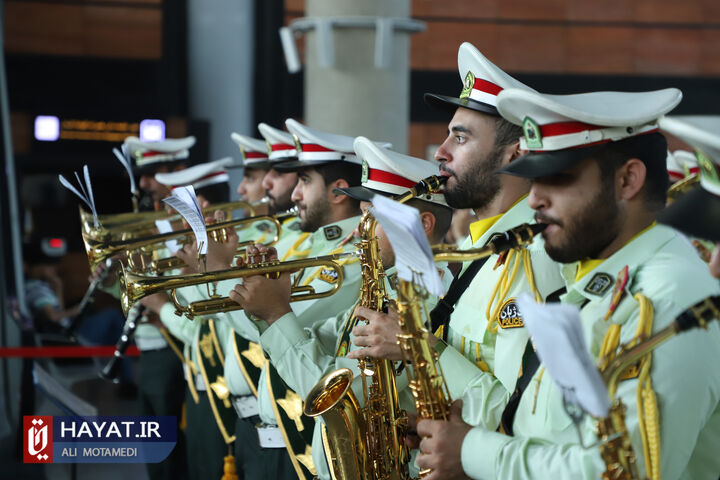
left=176, top=210, right=239, bottom=273
left=228, top=244, right=293, bottom=325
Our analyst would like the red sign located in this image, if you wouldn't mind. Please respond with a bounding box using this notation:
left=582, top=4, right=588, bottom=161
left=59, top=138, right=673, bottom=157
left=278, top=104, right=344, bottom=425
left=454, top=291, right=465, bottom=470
left=23, top=416, right=53, bottom=463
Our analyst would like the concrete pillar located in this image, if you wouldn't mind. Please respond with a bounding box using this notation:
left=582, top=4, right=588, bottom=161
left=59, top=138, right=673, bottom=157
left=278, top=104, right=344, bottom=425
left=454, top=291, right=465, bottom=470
left=187, top=0, right=254, bottom=167
left=303, top=0, right=414, bottom=152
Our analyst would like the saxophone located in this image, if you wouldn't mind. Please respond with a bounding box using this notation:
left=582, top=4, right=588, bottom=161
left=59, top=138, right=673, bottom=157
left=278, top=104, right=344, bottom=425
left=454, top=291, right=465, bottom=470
left=305, top=207, right=408, bottom=480
left=395, top=222, right=547, bottom=477
left=304, top=175, right=447, bottom=480
left=595, top=295, right=720, bottom=479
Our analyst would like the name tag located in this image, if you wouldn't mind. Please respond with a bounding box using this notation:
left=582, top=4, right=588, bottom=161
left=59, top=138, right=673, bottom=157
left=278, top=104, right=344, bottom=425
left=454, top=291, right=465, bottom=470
left=232, top=395, right=259, bottom=418
left=256, top=425, right=286, bottom=448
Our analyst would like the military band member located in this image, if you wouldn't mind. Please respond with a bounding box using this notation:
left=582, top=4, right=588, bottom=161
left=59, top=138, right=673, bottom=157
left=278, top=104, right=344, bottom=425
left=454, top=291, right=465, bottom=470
left=417, top=88, right=720, bottom=480
left=99, top=135, right=197, bottom=480
left=236, top=136, right=454, bottom=479
left=351, top=43, right=565, bottom=437
left=657, top=115, right=720, bottom=278
left=141, top=158, right=235, bottom=480
left=228, top=119, right=367, bottom=480
left=221, top=126, right=310, bottom=479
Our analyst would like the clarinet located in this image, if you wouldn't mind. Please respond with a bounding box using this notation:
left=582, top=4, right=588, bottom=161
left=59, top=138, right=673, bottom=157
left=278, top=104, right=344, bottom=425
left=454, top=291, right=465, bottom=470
left=99, top=302, right=146, bottom=383
left=64, top=258, right=114, bottom=336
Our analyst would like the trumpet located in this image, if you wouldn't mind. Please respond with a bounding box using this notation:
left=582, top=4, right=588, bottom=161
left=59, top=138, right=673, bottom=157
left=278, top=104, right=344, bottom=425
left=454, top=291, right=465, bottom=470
left=595, top=295, right=719, bottom=479
left=143, top=207, right=298, bottom=274
left=431, top=223, right=547, bottom=262
left=82, top=209, right=291, bottom=273
left=119, top=251, right=358, bottom=319
left=81, top=198, right=269, bottom=241
left=666, top=173, right=699, bottom=204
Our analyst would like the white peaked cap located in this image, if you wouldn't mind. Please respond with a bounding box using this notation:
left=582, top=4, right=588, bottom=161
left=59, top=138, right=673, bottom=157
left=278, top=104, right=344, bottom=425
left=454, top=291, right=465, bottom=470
left=657, top=115, right=720, bottom=241
left=347, top=136, right=448, bottom=207
left=667, top=150, right=698, bottom=181
left=154, top=157, right=232, bottom=189
left=230, top=133, right=270, bottom=169
left=258, top=123, right=297, bottom=161
left=497, top=87, right=682, bottom=178
left=425, top=42, right=534, bottom=115
left=659, top=116, right=720, bottom=196
left=278, top=118, right=391, bottom=170
left=124, top=136, right=196, bottom=169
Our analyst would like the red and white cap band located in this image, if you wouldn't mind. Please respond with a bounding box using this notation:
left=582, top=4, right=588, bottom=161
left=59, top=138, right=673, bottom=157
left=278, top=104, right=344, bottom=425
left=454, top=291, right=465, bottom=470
left=668, top=166, right=699, bottom=181
left=521, top=121, right=659, bottom=152
left=136, top=149, right=190, bottom=167
left=364, top=168, right=446, bottom=203
left=299, top=144, right=358, bottom=164
left=466, top=78, right=503, bottom=107
left=269, top=143, right=296, bottom=160
left=243, top=151, right=269, bottom=166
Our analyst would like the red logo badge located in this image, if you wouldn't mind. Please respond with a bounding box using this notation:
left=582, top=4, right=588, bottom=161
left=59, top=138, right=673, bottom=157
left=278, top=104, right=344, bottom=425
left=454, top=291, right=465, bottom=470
left=23, top=416, right=53, bottom=463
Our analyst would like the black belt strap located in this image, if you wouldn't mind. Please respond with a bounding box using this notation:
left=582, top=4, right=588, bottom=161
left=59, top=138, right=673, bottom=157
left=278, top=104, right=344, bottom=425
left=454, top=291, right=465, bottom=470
left=500, top=287, right=567, bottom=435
left=430, top=257, right=490, bottom=340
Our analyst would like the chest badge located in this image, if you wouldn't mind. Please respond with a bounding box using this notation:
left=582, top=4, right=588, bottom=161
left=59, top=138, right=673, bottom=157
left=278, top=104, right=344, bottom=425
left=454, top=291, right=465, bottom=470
left=584, top=272, right=613, bottom=296
left=319, top=268, right=339, bottom=284
left=323, top=225, right=341, bottom=241
left=497, top=298, right=523, bottom=329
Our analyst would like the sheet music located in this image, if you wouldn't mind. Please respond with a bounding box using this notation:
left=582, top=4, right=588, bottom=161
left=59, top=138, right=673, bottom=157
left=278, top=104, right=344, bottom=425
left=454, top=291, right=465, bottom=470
left=162, top=185, right=207, bottom=254
left=58, top=166, right=99, bottom=227
left=155, top=219, right=181, bottom=253
left=516, top=293, right=610, bottom=417
left=370, top=194, right=445, bottom=297
left=113, top=146, right=137, bottom=194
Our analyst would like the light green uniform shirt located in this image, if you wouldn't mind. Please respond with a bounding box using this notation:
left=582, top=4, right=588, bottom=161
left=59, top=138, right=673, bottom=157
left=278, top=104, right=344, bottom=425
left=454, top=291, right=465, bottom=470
left=261, top=263, right=452, bottom=480
left=438, top=198, right=564, bottom=429
left=220, top=214, right=310, bottom=398
left=253, top=215, right=364, bottom=426
left=460, top=225, right=720, bottom=480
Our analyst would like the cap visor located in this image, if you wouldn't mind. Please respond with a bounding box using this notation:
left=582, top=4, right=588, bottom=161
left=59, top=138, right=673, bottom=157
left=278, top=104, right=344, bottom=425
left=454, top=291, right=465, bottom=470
left=226, top=160, right=272, bottom=170
left=333, top=186, right=387, bottom=202
left=273, top=159, right=334, bottom=172
left=658, top=186, right=720, bottom=242
left=424, top=93, right=499, bottom=116
left=498, top=145, right=607, bottom=179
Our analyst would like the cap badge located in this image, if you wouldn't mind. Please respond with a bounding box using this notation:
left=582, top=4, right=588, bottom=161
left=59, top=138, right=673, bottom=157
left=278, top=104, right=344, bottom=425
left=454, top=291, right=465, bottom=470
left=323, top=225, right=341, bottom=241
left=239, top=146, right=247, bottom=162
left=497, top=298, right=523, bottom=328
left=697, top=149, right=720, bottom=187
left=584, top=272, right=613, bottom=296
left=265, top=139, right=273, bottom=156
left=292, top=134, right=303, bottom=155
left=460, top=71, right=475, bottom=99
left=361, top=159, right=369, bottom=184
left=523, top=117, right=543, bottom=150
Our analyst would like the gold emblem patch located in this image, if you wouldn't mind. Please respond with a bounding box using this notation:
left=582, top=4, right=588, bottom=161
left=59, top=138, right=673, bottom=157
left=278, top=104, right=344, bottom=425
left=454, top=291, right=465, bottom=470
left=523, top=116, right=543, bottom=150
left=319, top=268, right=339, bottom=284
left=292, top=133, right=303, bottom=155
left=361, top=158, right=369, bottom=183
left=497, top=298, right=523, bottom=329
left=460, top=71, right=475, bottom=99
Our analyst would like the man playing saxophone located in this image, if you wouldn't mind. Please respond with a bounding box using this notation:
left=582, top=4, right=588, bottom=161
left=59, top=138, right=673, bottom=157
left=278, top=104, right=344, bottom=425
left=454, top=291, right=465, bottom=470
left=415, top=87, right=720, bottom=480
left=231, top=136, right=454, bottom=480
left=349, top=43, right=565, bottom=456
